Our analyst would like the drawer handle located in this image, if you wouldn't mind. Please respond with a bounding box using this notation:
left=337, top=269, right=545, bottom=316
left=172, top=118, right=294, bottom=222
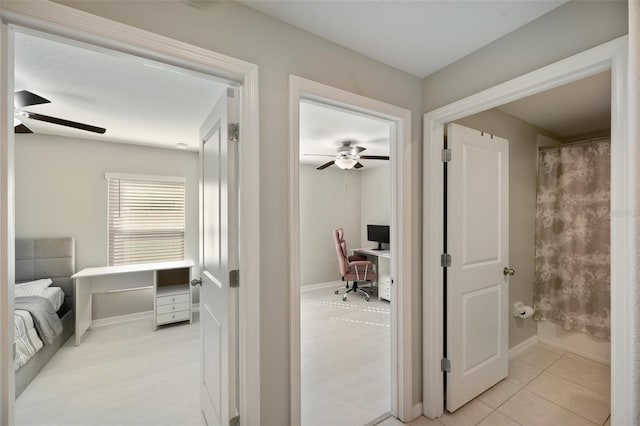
left=172, top=315, right=175, bottom=319
left=172, top=306, right=175, bottom=310
left=171, top=298, right=176, bottom=302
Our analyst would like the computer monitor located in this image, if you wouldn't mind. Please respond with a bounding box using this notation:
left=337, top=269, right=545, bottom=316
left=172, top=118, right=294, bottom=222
left=367, top=224, right=389, bottom=250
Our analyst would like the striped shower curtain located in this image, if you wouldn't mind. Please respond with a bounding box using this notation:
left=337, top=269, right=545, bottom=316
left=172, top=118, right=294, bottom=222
left=533, top=140, right=611, bottom=339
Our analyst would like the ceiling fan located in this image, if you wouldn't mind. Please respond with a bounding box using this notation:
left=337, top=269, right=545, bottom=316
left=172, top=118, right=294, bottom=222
left=14, top=90, right=106, bottom=135
left=306, top=140, right=389, bottom=170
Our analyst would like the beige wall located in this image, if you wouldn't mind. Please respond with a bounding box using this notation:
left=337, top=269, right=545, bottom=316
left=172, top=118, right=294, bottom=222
left=300, top=164, right=361, bottom=286
left=14, top=134, right=199, bottom=319
left=427, top=0, right=625, bottom=360
left=23, top=0, right=628, bottom=422
left=455, top=110, right=561, bottom=349
left=300, top=163, right=391, bottom=286
left=360, top=164, right=391, bottom=248
left=423, top=1, right=628, bottom=112
left=51, top=1, right=425, bottom=420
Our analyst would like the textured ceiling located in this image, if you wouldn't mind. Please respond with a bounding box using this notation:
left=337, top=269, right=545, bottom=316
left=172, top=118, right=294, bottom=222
left=14, top=31, right=227, bottom=150
left=241, top=0, right=566, bottom=78
left=299, top=100, right=390, bottom=170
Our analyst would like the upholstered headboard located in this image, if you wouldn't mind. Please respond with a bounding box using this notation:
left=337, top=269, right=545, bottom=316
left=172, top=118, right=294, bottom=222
left=15, top=238, right=75, bottom=314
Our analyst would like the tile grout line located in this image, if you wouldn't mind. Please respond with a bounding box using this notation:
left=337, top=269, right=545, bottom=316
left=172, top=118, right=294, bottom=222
left=476, top=403, right=524, bottom=426
left=518, top=387, right=602, bottom=426
left=494, top=388, right=525, bottom=421
left=512, top=349, right=566, bottom=372
left=495, top=350, right=564, bottom=424
left=517, top=357, right=608, bottom=426
left=470, top=399, right=495, bottom=426
left=545, top=352, right=611, bottom=397
left=543, top=369, right=611, bottom=399
left=506, top=356, right=549, bottom=388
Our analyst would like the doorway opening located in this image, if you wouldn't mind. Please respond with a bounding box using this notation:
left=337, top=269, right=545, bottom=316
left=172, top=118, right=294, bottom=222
left=442, top=69, right=612, bottom=424
left=423, top=37, right=629, bottom=422
left=0, top=4, right=260, bottom=424
left=298, top=99, right=393, bottom=425
left=11, top=27, right=235, bottom=426
left=289, top=76, right=414, bottom=424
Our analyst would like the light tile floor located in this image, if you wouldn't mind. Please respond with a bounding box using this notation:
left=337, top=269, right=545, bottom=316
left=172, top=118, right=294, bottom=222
left=379, top=343, right=610, bottom=426
left=16, top=314, right=205, bottom=426
left=301, top=285, right=392, bottom=426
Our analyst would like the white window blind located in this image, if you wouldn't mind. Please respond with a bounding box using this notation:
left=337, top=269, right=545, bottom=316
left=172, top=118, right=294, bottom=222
left=107, top=174, right=185, bottom=266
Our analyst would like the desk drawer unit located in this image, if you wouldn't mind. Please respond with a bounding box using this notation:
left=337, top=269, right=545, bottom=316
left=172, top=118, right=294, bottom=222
left=157, top=293, right=189, bottom=306
left=157, top=310, right=190, bottom=325
left=379, top=275, right=392, bottom=302
left=157, top=301, right=190, bottom=315
left=154, top=266, right=193, bottom=329
left=154, top=291, right=191, bottom=328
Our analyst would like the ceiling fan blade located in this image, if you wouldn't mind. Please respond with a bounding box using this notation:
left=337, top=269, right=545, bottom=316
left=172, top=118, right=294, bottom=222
left=15, top=90, right=51, bottom=108
left=15, top=123, right=33, bottom=134
left=23, top=112, right=106, bottom=134
left=359, top=155, right=389, bottom=160
left=354, top=162, right=364, bottom=169
left=316, top=160, right=335, bottom=170
left=304, top=153, right=336, bottom=157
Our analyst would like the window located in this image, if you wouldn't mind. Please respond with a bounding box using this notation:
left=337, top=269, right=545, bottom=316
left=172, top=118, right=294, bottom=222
left=107, top=173, right=186, bottom=266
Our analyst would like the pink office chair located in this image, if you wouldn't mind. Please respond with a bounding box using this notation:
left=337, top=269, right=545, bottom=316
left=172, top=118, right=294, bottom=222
left=333, top=228, right=376, bottom=301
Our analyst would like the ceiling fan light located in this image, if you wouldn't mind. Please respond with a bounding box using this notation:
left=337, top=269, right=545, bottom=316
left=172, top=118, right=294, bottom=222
left=335, top=158, right=357, bottom=170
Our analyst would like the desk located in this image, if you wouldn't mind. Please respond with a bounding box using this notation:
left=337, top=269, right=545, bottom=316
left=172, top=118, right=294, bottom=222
left=352, top=248, right=391, bottom=301
left=72, top=260, right=195, bottom=345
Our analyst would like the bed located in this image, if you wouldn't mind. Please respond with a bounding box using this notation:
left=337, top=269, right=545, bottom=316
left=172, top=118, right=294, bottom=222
left=14, top=237, right=75, bottom=397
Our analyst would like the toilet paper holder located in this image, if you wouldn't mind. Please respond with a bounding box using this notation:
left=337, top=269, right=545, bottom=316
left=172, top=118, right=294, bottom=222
left=513, top=301, right=533, bottom=318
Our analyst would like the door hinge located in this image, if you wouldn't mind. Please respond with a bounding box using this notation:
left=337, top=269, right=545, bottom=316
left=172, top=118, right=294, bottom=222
left=441, top=358, right=451, bottom=372
left=441, top=253, right=451, bottom=268
left=441, top=148, right=451, bottom=162
left=228, top=123, right=239, bottom=142
left=230, top=269, right=240, bottom=288
left=229, top=415, right=240, bottom=426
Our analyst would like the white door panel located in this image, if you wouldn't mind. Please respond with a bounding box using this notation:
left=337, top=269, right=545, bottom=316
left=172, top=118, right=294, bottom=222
left=447, top=123, right=509, bottom=412
left=199, top=90, right=238, bottom=426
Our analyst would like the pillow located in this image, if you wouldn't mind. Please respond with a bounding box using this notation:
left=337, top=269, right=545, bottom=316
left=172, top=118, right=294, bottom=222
left=15, top=278, right=52, bottom=297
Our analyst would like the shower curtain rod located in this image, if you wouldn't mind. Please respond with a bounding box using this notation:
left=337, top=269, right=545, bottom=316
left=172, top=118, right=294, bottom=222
left=538, top=136, right=610, bottom=151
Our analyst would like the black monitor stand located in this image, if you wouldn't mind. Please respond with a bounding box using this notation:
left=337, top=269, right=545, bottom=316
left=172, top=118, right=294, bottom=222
left=375, top=242, right=384, bottom=251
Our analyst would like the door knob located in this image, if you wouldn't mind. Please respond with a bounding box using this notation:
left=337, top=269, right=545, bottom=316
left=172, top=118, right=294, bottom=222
left=191, top=278, right=203, bottom=286
left=503, top=267, right=515, bottom=276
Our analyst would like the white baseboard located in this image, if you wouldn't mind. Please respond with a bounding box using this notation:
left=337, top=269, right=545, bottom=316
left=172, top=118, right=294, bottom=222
left=509, top=335, right=539, bottom=359
left=411, top=402, right=424, bottom=420
left=92, top=303, right=200, bottom=328
left=92, top=310, right=153, bottom=328
left=300, top=281, right=341, bottom=292
left=538, top=338, right=611, bottom=365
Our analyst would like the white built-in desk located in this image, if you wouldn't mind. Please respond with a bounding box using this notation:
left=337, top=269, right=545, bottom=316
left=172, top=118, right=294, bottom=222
left=352, top=248, right=390, bottom=259
left=352, top=248, right=391, bottom=301
left=72, top=260, right=195, bottom=345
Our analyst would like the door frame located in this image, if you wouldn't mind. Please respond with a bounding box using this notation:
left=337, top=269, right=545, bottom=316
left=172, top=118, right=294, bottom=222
left=0, top=2, right=260, bottom=425
left=423, top=36, right=630, bottom=420
left=289, top=75, right=414, bottom=424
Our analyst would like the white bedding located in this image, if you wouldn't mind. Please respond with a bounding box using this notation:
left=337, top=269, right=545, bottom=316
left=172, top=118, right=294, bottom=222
left=14, top=286, right=65, bottom=370
left=14, top=310, right=43, bottom=371
left=40, top=287, right=64, bottom=312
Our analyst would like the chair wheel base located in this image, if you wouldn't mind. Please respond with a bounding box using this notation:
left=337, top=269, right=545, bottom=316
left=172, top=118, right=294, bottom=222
left=342, top=296, right=347, bottom=301
left=334, top=290, right=339, bottom=294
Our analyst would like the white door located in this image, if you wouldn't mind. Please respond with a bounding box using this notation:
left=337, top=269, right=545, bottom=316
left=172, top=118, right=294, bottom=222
left=446, top=123, right=509, bottom=412
left=198, top=89, right=239, bottom=426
